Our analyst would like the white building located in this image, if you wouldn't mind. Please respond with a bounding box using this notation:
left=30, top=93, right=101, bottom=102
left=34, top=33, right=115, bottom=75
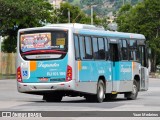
left=48, top=0, right=64, bottom=8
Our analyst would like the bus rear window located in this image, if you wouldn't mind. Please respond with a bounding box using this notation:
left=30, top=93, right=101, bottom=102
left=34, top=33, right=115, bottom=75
left=20, top=31, right=68, bottom=53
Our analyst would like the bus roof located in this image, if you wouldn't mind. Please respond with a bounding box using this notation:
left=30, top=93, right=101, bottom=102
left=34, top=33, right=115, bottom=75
left=45, top=23, right=145, bottom=40
left=45, top=23, right=105, bottom=31
left=19, top=23, right=145, bottom=40
left=77, top=29, right=146, bottom=40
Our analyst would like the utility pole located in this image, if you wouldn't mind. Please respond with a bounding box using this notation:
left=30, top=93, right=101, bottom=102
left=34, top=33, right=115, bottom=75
left=82, top=3, right=97, bottom=25
left=0, top=19, right=1, bottom=75
left=123, top=0, right=125, bottom=6
left=55, top=0, right=56, bottom=8
left=91, top=5, right=97, bottom=25
left=91, top=5, right=93, bottom=25
left=68, top=9, right=70, bottom=23
left=0, top=36, right=1, bottom=54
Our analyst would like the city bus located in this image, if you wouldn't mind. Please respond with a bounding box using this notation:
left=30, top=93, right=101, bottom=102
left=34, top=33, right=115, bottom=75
left=16, top=23, right=149, bottom=103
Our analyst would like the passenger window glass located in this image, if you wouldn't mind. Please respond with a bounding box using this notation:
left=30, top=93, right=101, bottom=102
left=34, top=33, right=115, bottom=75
left=120, top=40, right=128, bottom=60
left=129, top=40, right=137, bottom=60
left=123, top=40, right=127, bottom=47
left=85, top=36, right=92, bottom=59
left=130, top=50, right=137, bottom=60
left=105, top=38, right=109, bottom=60
left=92, top=37, right=99, bottom=59
left=130, top=40, right=137, bottom=48
left=98, top=38, right=105, bottom=60
left=74, top=35, right=80, bottom=60
left=79, top=36, right=85, bottom=60
left=139, top=46, right=144, bottom=65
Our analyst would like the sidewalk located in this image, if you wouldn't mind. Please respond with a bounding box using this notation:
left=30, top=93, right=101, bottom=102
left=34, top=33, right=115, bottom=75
left=0, top=74, right=16, bottom=80
left=149, top=73, right=160, bottom=79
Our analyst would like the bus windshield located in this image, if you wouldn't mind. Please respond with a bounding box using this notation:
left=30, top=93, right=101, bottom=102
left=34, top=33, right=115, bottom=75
left=20, top=30, right=68, bottom=60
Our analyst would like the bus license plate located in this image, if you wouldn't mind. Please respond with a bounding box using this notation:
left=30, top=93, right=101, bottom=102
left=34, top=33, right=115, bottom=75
left=39, top=78, right=48, bottom=82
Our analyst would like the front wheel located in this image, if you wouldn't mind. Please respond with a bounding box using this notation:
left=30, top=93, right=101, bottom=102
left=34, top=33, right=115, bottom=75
left=125, top=80, right=138, bottom=100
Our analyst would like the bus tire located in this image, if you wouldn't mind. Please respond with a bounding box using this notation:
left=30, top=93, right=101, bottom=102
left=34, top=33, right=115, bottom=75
left=43, top=94, right=63, bottom=102
left=96, top=80, right=105, bottom=103
left=125, top=80, right=138, bottom=100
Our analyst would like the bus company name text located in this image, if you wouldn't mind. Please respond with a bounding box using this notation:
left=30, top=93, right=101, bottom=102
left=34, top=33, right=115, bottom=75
left=38, top=62, right=59, bottom=68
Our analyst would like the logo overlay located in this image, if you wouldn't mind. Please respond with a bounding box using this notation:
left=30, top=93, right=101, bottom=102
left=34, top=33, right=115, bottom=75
left=1, top=112, right=42, bottom=118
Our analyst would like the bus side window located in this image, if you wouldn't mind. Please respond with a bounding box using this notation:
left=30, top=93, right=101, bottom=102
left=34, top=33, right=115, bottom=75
left=129, top=40, right=138, bottom=61
left=105, top=38, right=109, bottom=60
left=79, top=36, right=85, bottom=60
left=139, top=45, right=146, bottom=67
left=120, top=40, right=128, bottom=60
left=74, top=35, right=80, bottom=60
left=84, top=36, right=93, bottom=59
left=92, top=37, right=99, bottom=59
left=98, top=38, right=105, bottom=60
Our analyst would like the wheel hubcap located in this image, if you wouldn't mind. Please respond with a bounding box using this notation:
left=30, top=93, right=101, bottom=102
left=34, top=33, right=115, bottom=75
left=99, top=83, right=104, bottom=99
left=132, top=84, right=137, bottom=95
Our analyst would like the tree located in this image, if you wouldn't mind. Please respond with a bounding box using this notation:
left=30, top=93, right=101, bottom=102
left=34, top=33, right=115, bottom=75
left=116, top=0, right=160, bottom=72
left=52, top=2, right=102, bottom=25
left=0, top=0, right=53, bottom=53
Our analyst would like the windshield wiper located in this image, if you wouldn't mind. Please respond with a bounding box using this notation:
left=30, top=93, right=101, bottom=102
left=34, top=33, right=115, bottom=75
left=21, top=50, right=66, bottom=55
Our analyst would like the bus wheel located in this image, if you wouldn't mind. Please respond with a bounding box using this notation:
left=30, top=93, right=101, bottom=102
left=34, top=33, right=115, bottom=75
left=125, top=80, right=138, bottom=100
left=96, top=80, right=105, bottom=103
left=43, top=94, right=63, bottom=102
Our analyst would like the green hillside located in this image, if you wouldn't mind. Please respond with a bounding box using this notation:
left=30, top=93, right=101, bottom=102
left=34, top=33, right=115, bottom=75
left=67, top=0, right=143, bottom=17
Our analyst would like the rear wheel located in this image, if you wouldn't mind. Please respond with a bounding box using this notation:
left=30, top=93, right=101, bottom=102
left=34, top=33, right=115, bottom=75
left=85, top=80, right=105, bottom=103
left=96, top=80, right=105, bottom=103
left=43, top=94, right=63, bottom=102
left=125, top=80, right=138, bottom=100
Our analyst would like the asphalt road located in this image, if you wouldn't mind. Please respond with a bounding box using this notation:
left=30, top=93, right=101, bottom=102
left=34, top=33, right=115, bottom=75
left=0, top=78, right=160, bottom=120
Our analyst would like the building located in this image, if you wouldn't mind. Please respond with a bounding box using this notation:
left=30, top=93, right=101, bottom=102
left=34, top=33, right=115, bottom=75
left=48, top=0, right=65, bottom=8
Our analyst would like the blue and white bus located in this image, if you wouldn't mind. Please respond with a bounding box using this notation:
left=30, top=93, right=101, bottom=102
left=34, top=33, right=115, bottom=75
left=16, top=23, right=149, bottom=102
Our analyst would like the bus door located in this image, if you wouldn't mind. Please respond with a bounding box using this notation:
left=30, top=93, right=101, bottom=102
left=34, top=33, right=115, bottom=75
left=110, top=43, right=120, bottom=92
left=139, top=45, right=149, bottom=91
